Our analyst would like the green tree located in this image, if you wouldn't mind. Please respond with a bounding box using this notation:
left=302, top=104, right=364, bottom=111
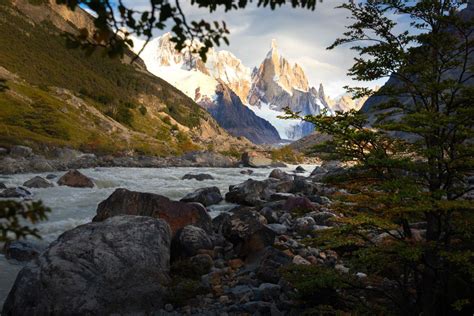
left=0, top=200, right=51, bottom=242
left=282, top=0, right=474, bottom=314
left=55, top=0, right=320, bottom=60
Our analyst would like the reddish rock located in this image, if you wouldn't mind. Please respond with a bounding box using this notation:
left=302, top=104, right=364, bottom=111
left=283, top=196, right=317, bottom=213
left=307, top=256, right=318, bottom=264
left=57, top=169, right=94, bottom=188
left=228, top=258, right=244, bottom=269
left=94, top=188, right=212, bottom=236
left=220, top=209, right=276, bottom=257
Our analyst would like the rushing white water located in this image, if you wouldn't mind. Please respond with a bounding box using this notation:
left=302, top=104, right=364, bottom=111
left=0, top=165, right=314, bottom=306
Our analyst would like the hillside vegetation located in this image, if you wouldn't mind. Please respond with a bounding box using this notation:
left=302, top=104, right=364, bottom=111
left=0, top=0, right=250, bottom=155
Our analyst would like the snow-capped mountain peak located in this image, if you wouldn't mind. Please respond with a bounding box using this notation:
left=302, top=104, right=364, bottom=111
left=259, top=40, right=309, bottom=96
left=247, top=40, right=334, bottom=140
left=132, top=33, right=356, bottom=143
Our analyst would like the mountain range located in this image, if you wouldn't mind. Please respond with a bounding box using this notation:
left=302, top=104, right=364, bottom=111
left=133, top=34, right=366, bottom=144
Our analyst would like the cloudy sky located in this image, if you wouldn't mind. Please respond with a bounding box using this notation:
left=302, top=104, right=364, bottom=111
left=128, top=1, right=387, bottom=97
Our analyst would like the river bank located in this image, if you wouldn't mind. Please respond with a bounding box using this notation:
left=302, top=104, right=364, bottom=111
left=0, top=145, right=248, bottom=174
left=0, top=164, right=318, bottom=308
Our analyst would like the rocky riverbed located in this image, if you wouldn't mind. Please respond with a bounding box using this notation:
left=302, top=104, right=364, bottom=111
left=0, top=162, right=353, bottom=315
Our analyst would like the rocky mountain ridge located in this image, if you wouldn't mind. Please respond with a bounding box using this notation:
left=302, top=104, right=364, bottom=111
left=136, top=34, right=366, bottom=142
left=136, top=34, right=281, bottom=144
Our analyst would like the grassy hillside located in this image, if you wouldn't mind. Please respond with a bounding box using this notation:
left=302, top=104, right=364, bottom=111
left=0, top=0, right=238, bottom=155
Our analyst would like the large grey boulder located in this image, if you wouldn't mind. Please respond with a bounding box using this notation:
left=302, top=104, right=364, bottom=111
left=23, top=176, right=53, bottom=188
left=94, top=188, right=212, bottom=236
left=180, top=186, right=223, bottom=206
left=2, top=216, right=171, bottom=315
left=225, top=179, right=276, bottom=206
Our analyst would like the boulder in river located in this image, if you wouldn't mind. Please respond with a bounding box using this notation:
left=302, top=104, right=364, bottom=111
left=0, top=187, right=32, bottom=198
left=240, top=169, right=254, bottom=175
left=182, top=173, right=214, bottom=181
left=0, top=182, right=6, bottom=189
left=295, top=166, right=306, bottom=173
left=3, top=240, right=41, bottom=262
left=23, top=176, right=53, bottom=189
left=225, top=179, right=275, bottom=206
left=241, top=151, right=273, bottom=168
left=2, top=216, right=171, bottom=315
left=57, top=169, right=94, bottom=188
left=180, top=186, right=223, bottom=206
left=171, top=225, right=214, bottom=259
left=94, top=188, right=212, bottom=236
left=268, top=169, right=293, bottom=181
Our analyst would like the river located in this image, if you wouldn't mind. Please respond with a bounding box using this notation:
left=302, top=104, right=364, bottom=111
left=0, top=165, right=314, bottom=306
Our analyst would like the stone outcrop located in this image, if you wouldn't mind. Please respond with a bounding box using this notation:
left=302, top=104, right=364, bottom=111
left=94, top=188, right=212, bottom=235
left=2, top=216, right=171, bottom=315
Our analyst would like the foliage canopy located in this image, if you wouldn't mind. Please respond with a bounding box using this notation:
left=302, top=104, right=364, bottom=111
left=282, top=0, right=474, bottom=314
